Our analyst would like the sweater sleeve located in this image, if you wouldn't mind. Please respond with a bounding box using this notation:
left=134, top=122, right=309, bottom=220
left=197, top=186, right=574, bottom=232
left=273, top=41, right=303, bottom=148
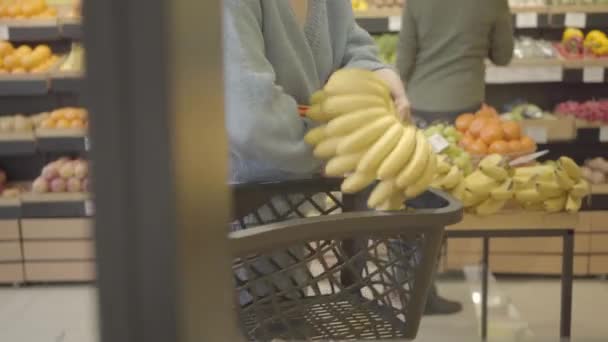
left=489, top=0, right=514, bottom=66
left=340, top=5, right=386, bottom=71
left=396, top=4, right=417, bottom=82
left=223, top=0, right=320, bottom=175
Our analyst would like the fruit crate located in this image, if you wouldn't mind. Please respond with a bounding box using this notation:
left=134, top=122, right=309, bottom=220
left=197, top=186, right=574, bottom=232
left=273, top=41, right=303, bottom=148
left=553, top=43, right=608, bottom=61
left=230, top=179, right=462, bottom=341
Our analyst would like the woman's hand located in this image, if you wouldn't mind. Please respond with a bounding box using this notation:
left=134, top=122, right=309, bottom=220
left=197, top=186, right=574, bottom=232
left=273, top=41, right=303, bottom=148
left=374, top=68, right=411, bottom=123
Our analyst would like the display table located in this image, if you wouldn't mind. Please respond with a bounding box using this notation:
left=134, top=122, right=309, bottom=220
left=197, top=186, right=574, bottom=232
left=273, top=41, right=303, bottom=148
left=446, top=212, right=577, bottom=340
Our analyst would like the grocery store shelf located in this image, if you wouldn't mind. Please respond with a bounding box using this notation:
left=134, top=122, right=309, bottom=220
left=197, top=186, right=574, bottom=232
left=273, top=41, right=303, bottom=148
left=0, top=133, right=36, bottom=156
left=0, top=75, right=49, bottom=96
left=592, top=184, right=608, bottom=195
left=356, top=6, right=608, bottom=33
left=0, top=18, right=82, bottom=41
left=50, top=71, right=84, bottom=93
left=0, top=197, right=20, bottom=219
left=21, top=192, right=91, bottom=218
left=486, top=58, right=608, bottom=84
left=36, top=129, right=88, bottom=153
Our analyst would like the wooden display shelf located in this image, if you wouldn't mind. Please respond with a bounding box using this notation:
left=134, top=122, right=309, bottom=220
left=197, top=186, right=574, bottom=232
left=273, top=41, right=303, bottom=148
left=23, top=240, right=94, bottom=261
left=446, top=253, right=589, bottom=276
left=0, top=263, right=24, bottom=284
left=448, top=211, right=579, bottom=231
left=24, top=261, right=94, bottom=282
left=21, top=218, right=92, bottom=240
left=520, top=116, right=577, bottom=143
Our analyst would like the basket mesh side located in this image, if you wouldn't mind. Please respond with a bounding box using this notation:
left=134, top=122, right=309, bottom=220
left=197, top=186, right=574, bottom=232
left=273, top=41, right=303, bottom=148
left=232, top=190, right=425, bottom=341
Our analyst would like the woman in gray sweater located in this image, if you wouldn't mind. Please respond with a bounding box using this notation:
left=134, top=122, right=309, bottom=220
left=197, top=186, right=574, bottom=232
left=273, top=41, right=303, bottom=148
left=397, top=0, right=514, bottom=124
left=224, top=0, right=410, bottom=306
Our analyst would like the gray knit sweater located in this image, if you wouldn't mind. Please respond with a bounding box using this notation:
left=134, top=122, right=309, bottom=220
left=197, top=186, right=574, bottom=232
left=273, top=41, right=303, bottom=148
left=397, top=0, right=514, bottom=112
left=224, top=0, right=385, bottom=183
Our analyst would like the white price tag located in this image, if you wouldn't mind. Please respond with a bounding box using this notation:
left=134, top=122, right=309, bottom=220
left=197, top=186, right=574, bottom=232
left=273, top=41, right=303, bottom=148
left=0, top=26, right=8, bottom=40
left=428, top=133, right=450, bottom=153
left=600, top=126, right=608, bottom=142
left=388, top=16, right=401, bottom=32
left=565, top=13, right=586, bottom=28
left=525, top=126, right=548, bottom=144
left=515, top=13, right=538, bottom=28
left=486, top=66, right=563, bottom=83
left=84, top=199, right=95, bottom=216
left=84, top=136, right=90, bottom=151
left=583, top=67, right=604, bottom=83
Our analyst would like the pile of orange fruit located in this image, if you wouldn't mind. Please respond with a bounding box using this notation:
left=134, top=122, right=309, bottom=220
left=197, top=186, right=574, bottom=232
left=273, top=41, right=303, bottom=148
left=39, top=107, right=88, bottom=130
left=0, top=41, right=58, bottom=74
left=455, top=104, right=537, bottom=156
left=0, top=0, right=57, bottom=19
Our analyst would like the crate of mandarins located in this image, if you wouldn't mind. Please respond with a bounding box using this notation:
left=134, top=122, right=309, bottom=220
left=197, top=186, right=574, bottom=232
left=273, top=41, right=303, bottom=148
left=455, top=105, right=537, bottom=164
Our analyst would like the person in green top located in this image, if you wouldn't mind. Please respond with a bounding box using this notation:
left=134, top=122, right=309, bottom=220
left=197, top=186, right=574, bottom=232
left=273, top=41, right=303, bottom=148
left=397, top=0, right=514, bottom=125
left=395, top=0, right=514, bottom=315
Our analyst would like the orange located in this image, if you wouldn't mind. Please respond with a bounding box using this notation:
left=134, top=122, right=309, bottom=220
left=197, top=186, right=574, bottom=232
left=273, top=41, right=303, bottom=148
left=468, top=117, right=488, bottom=138
left=455, top=113, right=475, bottom=132
left=489, top=140, right=510, bottom=154
left=469, top=139, right=488, bottom=155
left=460, top=135, right=474, bottom=149
left=0, top=5, right=7, bottom=18
left=40, top=118, right=55, bottom=129
left=11, top=67, right=26, bottom=74
left=502, top=121, right=522, bottom=141
left=520, top=136, right=537, bottom=153
left=508, top=140, right=523, bottom=153
left=14, top=45, right=32, bottom=58
left=480, top=123, right=504, bottom=145
left=6, top=4, right=22, bottom=18
left=477, top=104, right=499, bottom=118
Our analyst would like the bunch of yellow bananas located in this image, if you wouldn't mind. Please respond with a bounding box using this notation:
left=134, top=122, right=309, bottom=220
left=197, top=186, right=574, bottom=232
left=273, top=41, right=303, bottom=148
left=513, top=157, right=590, bottom=213
left=431, top=155, right=466, bottom=201
left=305, top=69, right=436, bottom=211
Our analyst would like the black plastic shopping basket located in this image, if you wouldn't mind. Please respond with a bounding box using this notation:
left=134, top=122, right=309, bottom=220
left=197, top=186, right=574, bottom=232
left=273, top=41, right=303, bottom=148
left=229, top=177, right=462, bottom=341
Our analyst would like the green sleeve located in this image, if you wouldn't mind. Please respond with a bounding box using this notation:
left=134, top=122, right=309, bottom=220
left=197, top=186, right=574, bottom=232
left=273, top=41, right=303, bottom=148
left=396, top=4, right=417, bottom=82
left=489, top=0, right=514, bottom=66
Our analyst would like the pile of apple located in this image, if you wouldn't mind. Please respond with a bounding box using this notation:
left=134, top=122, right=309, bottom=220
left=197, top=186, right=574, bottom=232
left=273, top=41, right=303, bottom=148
left=555, top=100, right=608, bottom=124
left=32, top=158, right=89, bottom=194
left=423, top=123, right=473, bottom=175
left=455, top=105, right=537, bottom=157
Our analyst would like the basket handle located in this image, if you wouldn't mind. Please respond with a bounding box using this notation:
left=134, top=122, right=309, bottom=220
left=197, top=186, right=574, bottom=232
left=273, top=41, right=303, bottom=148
left=229, top=197, right=462, bottom=257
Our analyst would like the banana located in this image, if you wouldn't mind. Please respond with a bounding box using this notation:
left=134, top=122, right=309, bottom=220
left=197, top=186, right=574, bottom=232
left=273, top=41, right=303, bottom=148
left=337, top=116, right=396, bottom=155
left=324, top=74, right=391, bottom=99
left=377, top=125, right=417, bottom=179
left=376, top=192, right=406, bottom=211
left=321, top=94, right=387, bottom=119
left=463, top=189, right=486, bottom=207
left=491, top=179, right=514, bottom=201
left=464, top=170, right=499, bottom=197
left=325, top=107, right=389, bottom=136
left=570, top=179, right=590, bottom=199
left=475, top=198, right=507, bottom=216
left=450, top=181, right=466, bottom=201
left=368, top=179, right=397, bottom=208
left=437, top=165, right=463, bottom=190
left=436, top=155, right=452, bottom=174
left=514, top=165, right=555, bottom=182
left=479, top=154, right=509, bottom=181
left=313, top=137, right=342, bottom=160
left=396, top=131, right=431, bottom=188
left=555, top=168, right=576, bottom=190
left=404, top=152, right=437, bottom=198
left=304, top=126, right=326, bottom=146
left=544, top=195, right=567, bottom=213
left=558, top=156, right=581, bottom=182
left=306, top=104, right=328, bottom=122
left=341, top=172, right=376, bottom=194
left=515, top=187, right=543, bottom=203
left=325, top=69, right=390, bottom=95
left=310, top=90, right=327, bottom=106
left=324, top=153, right=364, bottom=177
left=537, top=180, right=564, bottom=198
left=357, top=123, right=403, bottom=173
left=565, top=194, right=582, bottom=213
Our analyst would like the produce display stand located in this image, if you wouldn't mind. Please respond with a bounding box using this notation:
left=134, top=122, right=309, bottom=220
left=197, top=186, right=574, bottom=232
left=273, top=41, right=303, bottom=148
left=446, top=212, right=577, bottom=340
left=230, top=178, right=463, bottom=341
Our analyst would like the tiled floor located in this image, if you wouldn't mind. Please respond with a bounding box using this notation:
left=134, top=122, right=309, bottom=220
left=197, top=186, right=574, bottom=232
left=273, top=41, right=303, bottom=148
left=0, top=278, right=606, bottom=341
